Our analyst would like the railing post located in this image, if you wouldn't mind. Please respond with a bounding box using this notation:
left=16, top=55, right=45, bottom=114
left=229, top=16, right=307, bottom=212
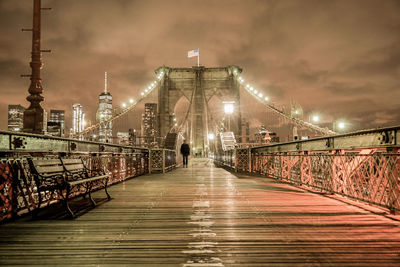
left=388, top=148, right=399, bottom=214
left=162, top=149, right=166, bottom=173
left=248, top=147, right=252, bottom=173
left=234, top=148, right=238, bottom=172
left=149, top=149, right=152, bottom=174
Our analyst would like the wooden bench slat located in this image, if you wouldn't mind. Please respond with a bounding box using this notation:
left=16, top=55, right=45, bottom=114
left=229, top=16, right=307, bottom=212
left=64, top=164, right=84, bottom=171
left=32, top=159, right=62, bottom=166
left=62, top=159, right=82, bottom=164
left=68, top=175, right=108, bottom=186
left=35, top=165, right=64, bottom=174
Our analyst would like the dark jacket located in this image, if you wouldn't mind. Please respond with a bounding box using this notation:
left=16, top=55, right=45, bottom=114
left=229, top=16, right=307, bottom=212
left=180, top=143, right=190, bottom=155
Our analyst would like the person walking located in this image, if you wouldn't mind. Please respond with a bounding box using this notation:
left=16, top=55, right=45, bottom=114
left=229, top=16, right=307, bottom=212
left=180, top=140, right=190, bottom=167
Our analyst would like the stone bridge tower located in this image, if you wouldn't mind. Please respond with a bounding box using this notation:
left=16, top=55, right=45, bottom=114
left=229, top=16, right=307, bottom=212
left=156, top=65, right=242, bottom=156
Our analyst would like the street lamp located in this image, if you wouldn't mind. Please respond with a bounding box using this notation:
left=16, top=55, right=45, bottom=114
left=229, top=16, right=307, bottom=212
left=312, top=115, right=319, bottom=123
left=207, top=133, right=215, bottom=140
left=224, top=102, right=234, bottom=114
left=223, top=101, right=234, bottom=131
left=334, top=120, right=347, bottom=132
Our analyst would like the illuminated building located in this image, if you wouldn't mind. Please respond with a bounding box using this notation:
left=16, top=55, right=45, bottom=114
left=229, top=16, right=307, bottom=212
left=48, top=110, right=65, bottom=137
left=8, top=105, right=25, bottom=132
left=96, top=72, right=113, bottom=143
left=141, top=103, right=158, bottom=148
left=72, top=103, right=85, bottom=138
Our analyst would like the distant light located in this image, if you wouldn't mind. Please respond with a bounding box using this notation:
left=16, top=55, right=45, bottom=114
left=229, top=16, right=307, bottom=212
left=250, top=87, right=254, bottom=91
left=258, top=93, right=263, bottom=97
left=254, top=90, right=258, bottom=94
left=129, top=99, right=134, bottom=103
left=175, top=123, right=178, bottom=126
left=173, top=118, right=176, bottom=121
left=141, top=92, right=144, bottom=96
left=224, top=102, right=234, bottom=114
left=208, top=133, right=215, bottom=140
left=246, top=84, right=250, bottom=88
left=93, top=134, right=97, bottom=138
left=295, top=110, right=299, bottom=115
left=312, top=115, right=319, bottom=122
left=338, top=121, right=345, bottom=129
left=122, top=103, right=126, bottom=108
left=264, top=96, right=269, bottom=101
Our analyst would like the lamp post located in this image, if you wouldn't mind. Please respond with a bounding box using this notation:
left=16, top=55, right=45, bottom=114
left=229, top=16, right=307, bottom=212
left=23, top=0, right=49, bottom=134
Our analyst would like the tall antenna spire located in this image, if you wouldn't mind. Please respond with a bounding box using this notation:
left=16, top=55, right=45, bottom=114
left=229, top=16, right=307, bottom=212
left=104, top=71, right=108, bottom=94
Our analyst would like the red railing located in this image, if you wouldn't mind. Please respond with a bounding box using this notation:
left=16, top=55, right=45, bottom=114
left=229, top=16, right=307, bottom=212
left=215, top=126, right=400, bottom=212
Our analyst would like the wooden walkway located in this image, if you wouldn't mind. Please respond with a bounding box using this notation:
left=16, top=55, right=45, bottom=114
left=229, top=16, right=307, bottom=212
left=1, top=158, right=400, bottom=266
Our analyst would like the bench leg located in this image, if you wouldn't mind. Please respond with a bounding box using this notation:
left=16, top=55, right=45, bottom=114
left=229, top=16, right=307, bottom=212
left=64, top=185, right=74, bottom=218
left=32, top=189, right=42, bottom=219
left=88, top=183, right=96, bottom=207
left=105, top=179, right=111, bottom=200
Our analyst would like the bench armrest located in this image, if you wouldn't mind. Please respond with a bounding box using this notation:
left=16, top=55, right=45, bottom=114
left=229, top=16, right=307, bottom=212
left=82, top=160, right=108, bottom=176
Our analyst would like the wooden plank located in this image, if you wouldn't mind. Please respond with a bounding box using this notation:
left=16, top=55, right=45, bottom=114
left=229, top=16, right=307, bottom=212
left=61, top=159, right=82, bottom=164
left=32, top=159, right=62, bottom=166
left=35, top=165, right=64, bottom=174
left=64, top=164, right=84, bottom=172
left=1, top=158, right=400, bottom=266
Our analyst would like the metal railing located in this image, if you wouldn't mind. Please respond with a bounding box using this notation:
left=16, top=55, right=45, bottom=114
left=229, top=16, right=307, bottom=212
left=0, top=131, right=177, bottom=222
left=149, top=149, right=177, bottom=173
left=215, top=126, right=400, bottom=213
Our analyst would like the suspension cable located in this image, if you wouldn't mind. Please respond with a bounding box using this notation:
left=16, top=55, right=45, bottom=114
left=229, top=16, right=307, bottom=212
left=71, top=71, right=165, bottom=138
left=170, top=81, right=196, bottom=135
left=234, top=72, right=336, bottom=135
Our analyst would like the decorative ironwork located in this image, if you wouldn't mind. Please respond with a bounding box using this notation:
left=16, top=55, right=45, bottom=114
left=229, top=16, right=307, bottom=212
left=215, top=126, right=400, bottom=213
left=235, top=148, right=249, bottom=172
left=150, top=149, right=163, bottom=171
left=251, top=152, right=400, bottom=212
left=150, top=149, right=176, bottom=173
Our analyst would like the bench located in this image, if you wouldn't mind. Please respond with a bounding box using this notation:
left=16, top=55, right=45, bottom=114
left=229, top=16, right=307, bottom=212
left=28, top=158, right=110, bottom=218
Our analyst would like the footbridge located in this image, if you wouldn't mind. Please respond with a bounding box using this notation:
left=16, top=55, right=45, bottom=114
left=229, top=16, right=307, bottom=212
left=1, top=126, right=399, bottom=266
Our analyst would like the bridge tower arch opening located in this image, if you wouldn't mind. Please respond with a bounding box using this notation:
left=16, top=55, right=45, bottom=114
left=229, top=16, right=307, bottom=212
left=157, top=65, right=242, bottom=156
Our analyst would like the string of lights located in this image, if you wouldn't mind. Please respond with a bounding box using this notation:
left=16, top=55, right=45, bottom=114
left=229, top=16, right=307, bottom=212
left=232, top=69, right=337, bottom=135
left=71, top=71, right=165, bottom=138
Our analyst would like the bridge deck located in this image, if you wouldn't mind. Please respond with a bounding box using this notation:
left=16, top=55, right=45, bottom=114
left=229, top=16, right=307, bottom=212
left=1, top=158, right=400, bottom=266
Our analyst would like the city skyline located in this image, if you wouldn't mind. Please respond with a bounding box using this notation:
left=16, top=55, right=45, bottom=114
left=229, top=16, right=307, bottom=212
left=0, top=0, right=399, bottom=133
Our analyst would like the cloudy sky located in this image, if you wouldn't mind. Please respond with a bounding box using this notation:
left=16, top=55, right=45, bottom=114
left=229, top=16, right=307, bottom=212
left=0, top=0, right=399, bottom=133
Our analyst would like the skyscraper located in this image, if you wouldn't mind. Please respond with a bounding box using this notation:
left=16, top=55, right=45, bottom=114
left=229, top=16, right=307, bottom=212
left=8, top=105, right=25, bottom=132
left=72, top=103, right=85, bottom=139
left=48, top=109, right=65, bottom=137
left=96, top=72, right=113, bottom=143
left=141, top=103, right=158, bottom=148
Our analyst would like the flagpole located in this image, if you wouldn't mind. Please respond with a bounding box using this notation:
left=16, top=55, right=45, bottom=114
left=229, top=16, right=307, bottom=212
left=197, top=49, right=200, bottom=67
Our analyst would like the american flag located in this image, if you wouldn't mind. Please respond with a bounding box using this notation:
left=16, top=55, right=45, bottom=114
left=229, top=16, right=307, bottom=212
left=187, top=48, right=199, bottom=58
